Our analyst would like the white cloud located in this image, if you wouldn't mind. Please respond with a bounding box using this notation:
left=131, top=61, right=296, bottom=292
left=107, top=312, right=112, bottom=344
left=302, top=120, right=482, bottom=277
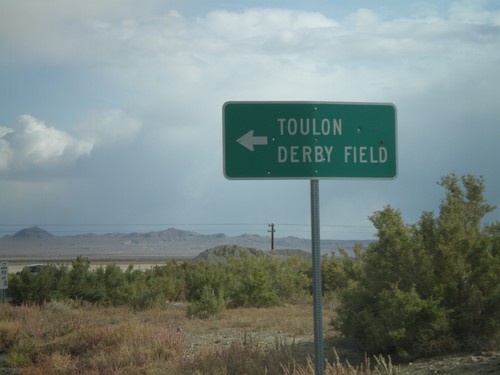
left=0, top=110, right=142, bottom=177
left=0, top=115, right=93, bottom=174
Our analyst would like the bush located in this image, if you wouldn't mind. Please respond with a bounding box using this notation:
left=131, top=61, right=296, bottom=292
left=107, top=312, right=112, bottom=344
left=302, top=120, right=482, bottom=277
left=226, top=255, right=281, bottom=308
left=185, top=262, right=230, bottom=304
left=7, top=252, right=312, bottom=312
left=336, top=174, right=500, bottom=357
left=7, top=264, right=68, bottom=304
left=186, top=285, right=226, bottom=319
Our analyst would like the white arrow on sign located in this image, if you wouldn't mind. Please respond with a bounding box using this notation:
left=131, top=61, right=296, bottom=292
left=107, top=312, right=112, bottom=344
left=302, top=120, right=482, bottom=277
left=237, top=130, right=268, bottom=151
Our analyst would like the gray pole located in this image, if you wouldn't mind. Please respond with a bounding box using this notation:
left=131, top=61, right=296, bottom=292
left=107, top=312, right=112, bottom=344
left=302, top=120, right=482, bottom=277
left=268, top=223, right=275, bottom=250
left=310, top=179, right=323, bottom=374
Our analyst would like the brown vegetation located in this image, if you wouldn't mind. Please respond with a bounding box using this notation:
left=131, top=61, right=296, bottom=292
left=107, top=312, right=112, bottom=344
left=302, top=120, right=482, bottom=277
left=1, top=302, right=498, bottom=374
left=0, top=301, right=395, bottom=374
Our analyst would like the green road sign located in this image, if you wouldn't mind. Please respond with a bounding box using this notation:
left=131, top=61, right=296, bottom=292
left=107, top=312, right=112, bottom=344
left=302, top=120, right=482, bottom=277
left=223, top=101, right=397, bottom=179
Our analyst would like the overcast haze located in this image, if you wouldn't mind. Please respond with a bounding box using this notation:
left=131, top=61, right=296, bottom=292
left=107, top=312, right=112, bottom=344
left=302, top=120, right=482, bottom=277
left=1, top=0, right=499, bottom=240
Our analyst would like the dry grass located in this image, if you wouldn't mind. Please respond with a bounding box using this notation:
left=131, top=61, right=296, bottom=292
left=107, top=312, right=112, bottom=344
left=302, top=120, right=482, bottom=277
left=0, top=302, right=400, bottom=374
left=183, top=304, right=327, bottom=335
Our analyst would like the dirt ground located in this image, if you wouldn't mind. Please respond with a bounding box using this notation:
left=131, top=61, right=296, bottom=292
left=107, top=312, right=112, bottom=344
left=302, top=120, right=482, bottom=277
left=178, top=305, right=500, bottom=374
left=182, top=330, right=500, bottom=374
left=398, top=351, right=500, bottom=374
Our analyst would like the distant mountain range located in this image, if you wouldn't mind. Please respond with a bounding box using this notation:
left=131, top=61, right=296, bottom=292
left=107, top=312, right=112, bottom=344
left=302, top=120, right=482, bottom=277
left=0, top=226, right=373, bottom=262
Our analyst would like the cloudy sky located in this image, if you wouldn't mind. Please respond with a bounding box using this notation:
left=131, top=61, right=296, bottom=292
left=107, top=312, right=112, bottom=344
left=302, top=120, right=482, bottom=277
left=1, top=0, right=499, bottom=240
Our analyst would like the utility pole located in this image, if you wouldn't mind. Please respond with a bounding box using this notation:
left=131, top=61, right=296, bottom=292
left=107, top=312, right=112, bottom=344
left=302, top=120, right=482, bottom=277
left=268, top=223, right=275, bottom=250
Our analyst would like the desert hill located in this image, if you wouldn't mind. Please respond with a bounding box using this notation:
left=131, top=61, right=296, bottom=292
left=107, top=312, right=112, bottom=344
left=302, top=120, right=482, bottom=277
left=7, top=226, right=55, bottom=240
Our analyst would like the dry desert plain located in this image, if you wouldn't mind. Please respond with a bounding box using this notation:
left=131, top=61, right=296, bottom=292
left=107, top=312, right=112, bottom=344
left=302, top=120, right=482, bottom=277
left=1, top=227, right=499, bottom=374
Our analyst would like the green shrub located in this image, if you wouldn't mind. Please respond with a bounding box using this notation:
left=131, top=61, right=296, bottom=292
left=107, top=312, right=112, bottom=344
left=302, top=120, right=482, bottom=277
left=146, top=261, right=186, bottom=301
left=336, top=174, right=500, bottom=357
left=272, top=256, right=311, bottom=304
left=225, top=254, right=282, bottom=308
left=186, top=285, right=226, bottom=319
left=185, top=262, right=230, bottom=303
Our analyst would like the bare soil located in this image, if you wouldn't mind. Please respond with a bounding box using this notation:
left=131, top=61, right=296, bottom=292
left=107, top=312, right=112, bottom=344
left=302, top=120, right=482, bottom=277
left=182, top=332, right=500, bottom=374
left=399, top=351, right=500, bottom=374
left=178, top=304, right=500, bottom=374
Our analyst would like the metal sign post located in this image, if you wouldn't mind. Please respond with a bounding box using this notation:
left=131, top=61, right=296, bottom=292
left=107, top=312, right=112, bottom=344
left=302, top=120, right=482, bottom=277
left=310, top=179, right=323, bottom=374
left=222, top=101, right=397, bottom=375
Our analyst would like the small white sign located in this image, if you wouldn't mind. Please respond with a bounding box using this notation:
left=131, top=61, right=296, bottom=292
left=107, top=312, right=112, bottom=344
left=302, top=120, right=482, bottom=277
left=0, top=261, right=8, bottom=289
